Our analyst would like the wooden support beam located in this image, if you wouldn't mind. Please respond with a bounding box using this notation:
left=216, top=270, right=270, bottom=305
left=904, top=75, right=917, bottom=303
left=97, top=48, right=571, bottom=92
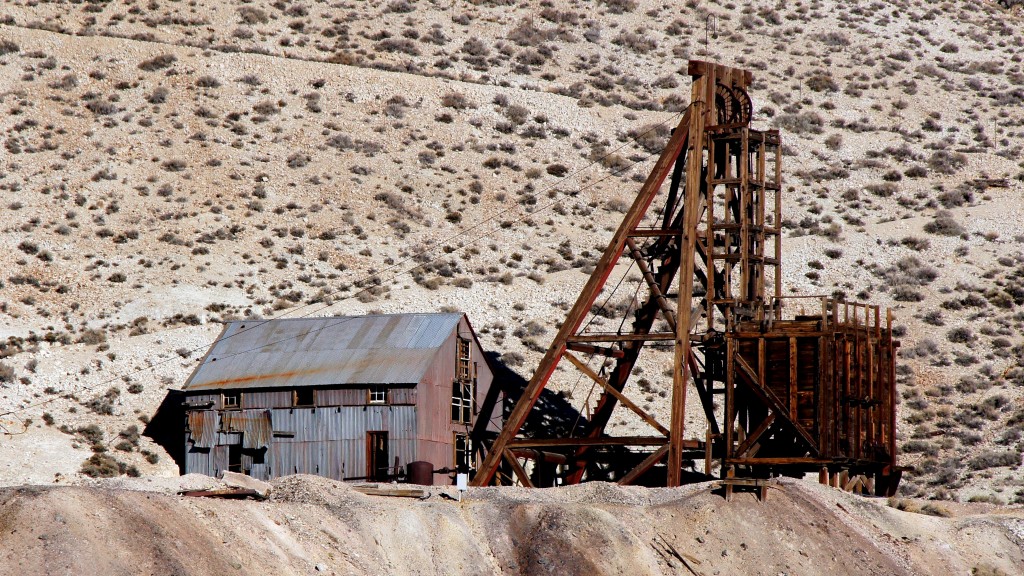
left=507, top=436, right=681, bottom=448
left=735, top=355, right=819, bottom=453
left=736, top=412, right=776, bottom=458
left=564, top=351, right=669, bottom=436
left=625, top=237, right=677, bottom=330
left=565, top=342, right=625, bottom=358
left=669, top=75, right=708, bottom=487
left=471, top=108, right=693, bottom=486
left=618, top=445, right=670, bottom=486
left=503, top=449, right=534, bottom=488
left=568, top=333, right=678, bottom=343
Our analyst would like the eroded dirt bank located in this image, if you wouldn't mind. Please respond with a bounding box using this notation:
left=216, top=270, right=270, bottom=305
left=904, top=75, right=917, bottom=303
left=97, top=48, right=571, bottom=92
left=0, top=477, right=1021, bottom=576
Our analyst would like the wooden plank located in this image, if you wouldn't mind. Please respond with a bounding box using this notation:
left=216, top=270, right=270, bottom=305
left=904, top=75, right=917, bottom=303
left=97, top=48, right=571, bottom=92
left=352, top=486, right=428, bottom=499
left=686, top=60, right=753, bottom=87
left=704, top=429, right=714, bottom=476
left=563, top=351, right=670, bottom=436
left=179, top=489, right=263, bottom=500
left=724, top=337, right=735, bottom=462
left=739, top=127, right=750, bottom=302
left=628, top=228, right=683, bottom=237
left=726, top=457, right=833, bottom=465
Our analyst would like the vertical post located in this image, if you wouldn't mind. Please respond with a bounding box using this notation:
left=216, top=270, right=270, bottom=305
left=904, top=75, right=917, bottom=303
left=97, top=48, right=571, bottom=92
left=724, top=336, right=735, bottom=475
left=739, top=128, right=750, bottom=302
left=789, top=337, right=798, bottom=421
left=706, top=134, right=716, bottom=330
left=773, top=136, right=782, bottom=301
left=669, top=70, right=709, bottom=487
left=705, top=428, right=713, bottom=476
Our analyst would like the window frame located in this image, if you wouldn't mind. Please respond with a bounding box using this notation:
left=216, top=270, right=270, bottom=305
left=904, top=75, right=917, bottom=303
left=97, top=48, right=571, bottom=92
left=456, top=337, right=472, bottom=381
left=293, top=388, right=315, bottom=407
left=451, top=380, right=473, bottom=423
left=222, top=393, right=240, bottom=409
left=368, top=385, right=388, bottom=405
left=453, top=432, right=472, bottom=472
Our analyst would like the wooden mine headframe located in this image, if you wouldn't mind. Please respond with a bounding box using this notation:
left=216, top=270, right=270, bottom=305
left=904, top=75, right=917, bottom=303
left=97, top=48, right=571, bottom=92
left=473, top=61, right=900, bottom=495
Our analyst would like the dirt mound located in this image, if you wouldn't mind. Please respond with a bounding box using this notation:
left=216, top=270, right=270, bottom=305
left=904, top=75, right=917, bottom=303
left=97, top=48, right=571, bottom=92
left=0, top=478, right=1020, bottom=576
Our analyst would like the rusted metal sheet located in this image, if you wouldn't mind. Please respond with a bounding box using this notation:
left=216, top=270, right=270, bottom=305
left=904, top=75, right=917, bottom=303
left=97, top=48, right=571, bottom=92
left=183, top=313, right=463, bottom=391
left=222, top=410, right=272, bottom=449
left=186, top=410, right=217, bottom=448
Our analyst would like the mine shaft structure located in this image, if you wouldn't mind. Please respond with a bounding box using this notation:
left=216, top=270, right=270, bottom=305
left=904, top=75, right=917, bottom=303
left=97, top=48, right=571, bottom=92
left=473, top=61, right=901, bottom=495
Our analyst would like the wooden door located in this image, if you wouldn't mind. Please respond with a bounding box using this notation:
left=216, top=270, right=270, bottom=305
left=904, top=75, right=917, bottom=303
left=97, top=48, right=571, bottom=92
left=367, top=431, right=389, bottom=481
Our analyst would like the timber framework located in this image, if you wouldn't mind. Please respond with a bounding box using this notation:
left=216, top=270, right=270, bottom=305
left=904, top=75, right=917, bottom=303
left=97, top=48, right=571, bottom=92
left=473, top=61, right=901, bottom=495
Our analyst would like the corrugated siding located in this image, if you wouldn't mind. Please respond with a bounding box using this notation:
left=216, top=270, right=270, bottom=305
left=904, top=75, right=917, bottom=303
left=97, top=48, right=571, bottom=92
left=185, top=406, right=417, bottom=480
left=416, top=316, right=496, bottom=444
left=244, top=390, right=292, bottom=409
left=186, top=410, right=217, bottom=448
left=184, top=313, right=464, bottom=391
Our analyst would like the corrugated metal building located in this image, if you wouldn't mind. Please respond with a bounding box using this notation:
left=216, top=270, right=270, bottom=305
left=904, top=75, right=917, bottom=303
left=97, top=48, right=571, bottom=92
left=180, top=312, right=499, bottom=484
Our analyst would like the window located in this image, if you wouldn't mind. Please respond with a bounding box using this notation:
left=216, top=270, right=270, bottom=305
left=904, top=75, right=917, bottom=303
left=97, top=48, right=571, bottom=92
left=294, top=388, right=314, bottom=406
left=454, top=433, right=472, bottom=472
left=368, top=385, right=388, bottom=404
left=452, top=336, right=474, bottom=423
left=457, top=337, right=472, bottom=381
left=223, top=394, right=239, bottom=408
left=451, top=381, right=473, bottom=423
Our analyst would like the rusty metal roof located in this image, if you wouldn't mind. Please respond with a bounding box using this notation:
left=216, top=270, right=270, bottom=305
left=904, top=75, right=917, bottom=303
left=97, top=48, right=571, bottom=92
left=183, top=313, right=464, bottom=392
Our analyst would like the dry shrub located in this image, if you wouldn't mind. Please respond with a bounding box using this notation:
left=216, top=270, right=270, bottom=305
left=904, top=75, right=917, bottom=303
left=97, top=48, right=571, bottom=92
left=138, top=54, right=177, bottom=71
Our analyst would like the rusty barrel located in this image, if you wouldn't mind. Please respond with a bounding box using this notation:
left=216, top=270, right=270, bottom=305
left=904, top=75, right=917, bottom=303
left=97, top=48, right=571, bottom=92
left=407, top=461, right=434, bottom=485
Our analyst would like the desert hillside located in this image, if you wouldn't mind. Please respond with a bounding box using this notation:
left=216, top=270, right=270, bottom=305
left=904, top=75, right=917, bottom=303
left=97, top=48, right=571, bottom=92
left=0, top=0, right=1023, bottom=506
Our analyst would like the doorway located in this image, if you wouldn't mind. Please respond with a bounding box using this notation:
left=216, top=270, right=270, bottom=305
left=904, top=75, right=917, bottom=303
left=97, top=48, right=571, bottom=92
left=228, top=443, right=242, bottom=473
left=367, top=431, right=389, bottom=481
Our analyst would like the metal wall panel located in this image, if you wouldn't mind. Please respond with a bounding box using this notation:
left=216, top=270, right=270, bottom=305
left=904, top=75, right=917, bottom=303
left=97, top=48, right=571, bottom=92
left=237, top=406, right=418, bottom=480
left=316, top=388, right=365, bottom=406
left=416, top=316, right=497, bottom=443
left=185, top=446, right=214, bottom=477
left=390, top=387, right=417, bottom=405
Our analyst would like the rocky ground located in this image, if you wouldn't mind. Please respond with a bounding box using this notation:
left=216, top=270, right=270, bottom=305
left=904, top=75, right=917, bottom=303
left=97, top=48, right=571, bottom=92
left=0, top=0, right=1023, bottom=504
